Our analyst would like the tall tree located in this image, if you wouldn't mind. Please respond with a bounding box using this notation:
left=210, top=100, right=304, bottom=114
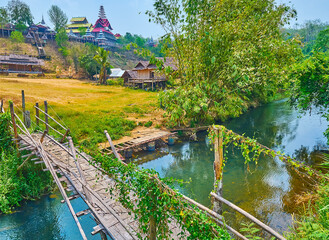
left=48, top=5, right=68, bottom=32
left=94, top=47, right=112, bottom=85
left=7, top=0, right=33, bottom=26
left=290, top=52, right=329, bottom=142
left=147, top=0, right=301, bottom=126
left=0, top=7, right=9, bottom=37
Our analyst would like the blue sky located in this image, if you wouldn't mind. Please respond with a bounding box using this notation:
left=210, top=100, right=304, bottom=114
left=2, top=0, right=329, bottom=38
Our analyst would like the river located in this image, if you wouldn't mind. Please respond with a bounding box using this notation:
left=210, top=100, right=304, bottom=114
left=0, top=99, right=328, bottom=239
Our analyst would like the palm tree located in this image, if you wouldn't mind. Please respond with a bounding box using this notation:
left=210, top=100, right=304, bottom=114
left=94, top=47, right=112, bottom=85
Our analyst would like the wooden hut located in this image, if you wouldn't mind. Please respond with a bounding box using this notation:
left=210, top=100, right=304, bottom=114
left=127, top=58, right=177, bottom=89
left=122, top=70, right=137, bottom=85
left=0, top=54, right=44, bottom=74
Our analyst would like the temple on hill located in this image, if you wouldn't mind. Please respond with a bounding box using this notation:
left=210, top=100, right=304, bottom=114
left=91, top=6, right=117, bottom=48
left=66, top=17, right=92, bottom=35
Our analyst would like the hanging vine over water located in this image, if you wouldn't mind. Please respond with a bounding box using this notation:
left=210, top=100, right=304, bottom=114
left=209, top=125, right=327, bottom=180
left=93, top=154, right=231, bottom=240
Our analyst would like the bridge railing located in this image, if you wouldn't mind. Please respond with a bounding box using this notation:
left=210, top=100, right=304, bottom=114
left=1, top=90, right=70, bottom=143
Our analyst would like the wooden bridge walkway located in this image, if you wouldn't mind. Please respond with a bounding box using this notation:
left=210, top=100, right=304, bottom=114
left=18, top=131, right=183, bottom=240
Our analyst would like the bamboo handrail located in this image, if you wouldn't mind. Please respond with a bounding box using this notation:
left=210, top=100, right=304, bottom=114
left=34, top=105, right=68, bottom=131
left=35, top=116, right=64, bottom=137
left=211, top=192, right=286, bottom=240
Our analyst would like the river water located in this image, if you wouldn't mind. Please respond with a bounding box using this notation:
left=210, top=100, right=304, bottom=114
left=0, top=99, right=328, bottom=239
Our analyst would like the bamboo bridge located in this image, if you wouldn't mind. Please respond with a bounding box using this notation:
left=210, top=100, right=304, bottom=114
left=0, top=92, right=286, bottom=240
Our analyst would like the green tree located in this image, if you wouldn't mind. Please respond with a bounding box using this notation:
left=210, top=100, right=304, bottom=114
left=93, top=47, right=112, bottom=85
left=314, top=28, right=329, bottom=52
left=55, top=28, right=69, bottom=57
left=7, top=0, right=33, bottom=26
left=0, top=7, right=9, bottom=37
left=290, top=52, right=329, bottom=141
left=10, top=30, right=24, bottom=50
left=48, top=5, right=68, bottom=32
left=147, top=0, right=301, bottom=126
left=78, top=27, right=86, bottom=36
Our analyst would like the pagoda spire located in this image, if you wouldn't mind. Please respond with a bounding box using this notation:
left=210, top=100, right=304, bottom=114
left=99, top=6, right=106, bottom=19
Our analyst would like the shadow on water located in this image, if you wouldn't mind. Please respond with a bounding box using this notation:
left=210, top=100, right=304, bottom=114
left=136, top=99, right=328, bottom=233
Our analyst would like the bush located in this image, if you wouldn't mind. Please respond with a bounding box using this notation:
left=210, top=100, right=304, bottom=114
left=107, top=78, right=124, bottom=86
left=144, top=121, right=153, bottom=127
left=0, top=111, right=53, bottom=214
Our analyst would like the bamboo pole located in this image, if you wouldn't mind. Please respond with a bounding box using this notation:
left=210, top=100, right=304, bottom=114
left=35, top=103, right=39, bottom=126
left=68, top=137, right=92, bottom=204
left=60, top=128, right=70, bottom=143
left=34, top=105, right=68, bottom=131
left=213, top=126, right=223, bottom=214
left=104, top=130, right=124, bottom=162
left=9, top=102, right=18, bottom=143
left=35, top=116, right=64, bottom=137
left=44, top=101, right=49, bottom=132
left=211, top=193, right=286, bottom=240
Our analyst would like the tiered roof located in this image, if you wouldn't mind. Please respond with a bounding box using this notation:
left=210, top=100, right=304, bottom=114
left=67, top=17, right=92, bottom=34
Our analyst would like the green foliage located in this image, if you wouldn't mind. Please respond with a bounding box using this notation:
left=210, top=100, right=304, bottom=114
left=94, top=47, right=112, bottom=85
left=149, top=0, right=301, bottom=127
left=286, top=182, right=329, bottom=239
left=144, top=121, right=153, bottom=127
left=48, top=5, right=68, bottom=32
left=10, top=30, right=24, bottom=43
left=290, top=52, right=329, bottom=142
left=314, top=28, right=329, bottom=53
left=7, top=0, right=33, bottom=26
left=78, top=27, right=86, bottom=36
left=240, top=223, right=262, bottom=240
left=209, top=126, right=323, bottom=179
left=93, top=154, right=231, bottom=239
left=117, top=32, right=165, bottom=57
left=55, top=28, right=69, bottom=57
left=0, top=7, right=9, bottom=25
left=107, top=78, right=124, bottom=86
left=284, top=20, right=329, bottom=55
left=0, top=112, right=53, bottom=214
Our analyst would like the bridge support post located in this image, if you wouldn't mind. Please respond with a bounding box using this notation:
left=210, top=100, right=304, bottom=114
left=44, top=101, right=49, bottom=132
left=213, top=126, right=223, bottom=214
left=35, top=103, right=39, bottom=126
left=9, top=101, right=18, bottom=144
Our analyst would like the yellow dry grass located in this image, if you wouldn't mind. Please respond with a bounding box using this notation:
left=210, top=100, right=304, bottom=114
left=0, top=76, right=164, bottom=147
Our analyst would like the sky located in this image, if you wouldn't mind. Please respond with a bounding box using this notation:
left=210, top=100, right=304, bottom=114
left=2, top=0, right=329, bottom=38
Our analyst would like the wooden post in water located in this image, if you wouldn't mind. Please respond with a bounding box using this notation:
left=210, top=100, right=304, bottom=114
left=44, top=101, right=49, bottom=132
left=35, top=103, right=39, bottom=126
left=213, top=126, right=224, bottom=214
left=9, top=102, right=18, bottom=144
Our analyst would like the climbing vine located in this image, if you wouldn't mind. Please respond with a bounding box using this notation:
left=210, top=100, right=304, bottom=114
left=93, top=154, right=231, bottom=240
left=209, top=125, right=326, bottom=180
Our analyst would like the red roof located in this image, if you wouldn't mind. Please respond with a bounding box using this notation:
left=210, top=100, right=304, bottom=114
left=92, top=27, right=114, bottom=36
left=93, top=18, right=112, bottom=30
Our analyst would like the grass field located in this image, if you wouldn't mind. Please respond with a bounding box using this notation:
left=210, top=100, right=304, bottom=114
left=0, top=76, right=163, bottom=149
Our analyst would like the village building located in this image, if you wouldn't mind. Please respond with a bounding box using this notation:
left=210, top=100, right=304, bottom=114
left=91, top=6, right=117, bottom=48
left=0, top=54, right=44, bottom=74
left=123, top=58, right=177, bottom=89
left=66, top=17, right=93, bottom=36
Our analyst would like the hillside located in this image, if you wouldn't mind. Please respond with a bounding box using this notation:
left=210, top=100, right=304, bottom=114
left=0, top=38, right=145, bottom=75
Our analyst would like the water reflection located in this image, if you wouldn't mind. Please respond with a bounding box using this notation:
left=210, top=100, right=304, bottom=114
left=137, top=99, right=328, bottom=233
left=0, top=194, right=101, bottom=240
